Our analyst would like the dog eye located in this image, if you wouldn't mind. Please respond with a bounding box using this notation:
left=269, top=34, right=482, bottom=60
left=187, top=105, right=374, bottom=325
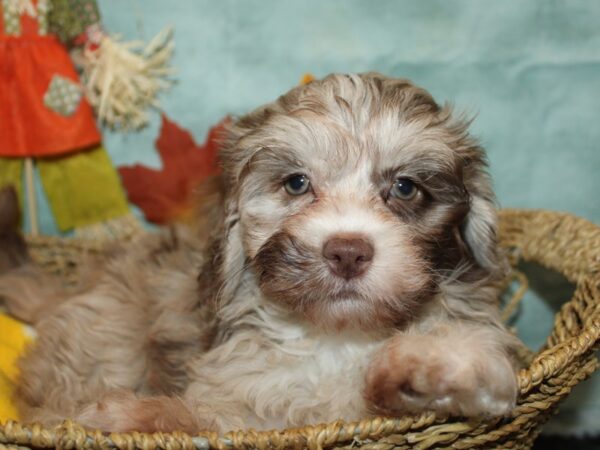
left=284, top=174, right=311, bottom=196
left=389, top=178, right=418, bottom=200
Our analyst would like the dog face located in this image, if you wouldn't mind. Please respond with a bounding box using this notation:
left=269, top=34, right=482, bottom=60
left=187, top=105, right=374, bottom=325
left=213, top=73, right=499, bottom=331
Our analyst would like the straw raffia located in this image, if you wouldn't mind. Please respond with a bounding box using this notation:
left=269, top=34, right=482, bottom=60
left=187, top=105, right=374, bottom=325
left=1, top=209, right=598, bottom=450
left=82, top=28, right=175, bottom=131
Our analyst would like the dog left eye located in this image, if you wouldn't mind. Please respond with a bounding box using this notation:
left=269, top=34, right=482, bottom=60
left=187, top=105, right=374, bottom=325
left=389, top=178, right=418, bottom=200
left=284, top=174, right=311, bottom=195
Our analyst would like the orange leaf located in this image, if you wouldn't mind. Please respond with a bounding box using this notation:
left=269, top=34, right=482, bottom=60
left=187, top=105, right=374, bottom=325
left=118, top=114, right=228, bottom=224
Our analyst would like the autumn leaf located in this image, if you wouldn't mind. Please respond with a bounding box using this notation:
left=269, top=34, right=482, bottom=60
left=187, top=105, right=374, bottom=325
left=118, top=114, right=227, bottom=224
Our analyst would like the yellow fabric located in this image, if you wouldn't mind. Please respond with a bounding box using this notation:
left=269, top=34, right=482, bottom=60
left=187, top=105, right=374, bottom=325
left=38, top=145, right=130, bottom=231
left=1, top=147, right=131, bottom=232
left=0, top=314, right=32, bottom=423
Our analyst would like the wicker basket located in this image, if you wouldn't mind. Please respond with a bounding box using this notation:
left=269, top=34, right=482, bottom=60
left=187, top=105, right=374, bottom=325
left=1, top=209, right=598, bottom=450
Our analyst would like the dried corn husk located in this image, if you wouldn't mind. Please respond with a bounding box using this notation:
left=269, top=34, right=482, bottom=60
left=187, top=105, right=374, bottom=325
left=82, top=27, right=175, bottom=130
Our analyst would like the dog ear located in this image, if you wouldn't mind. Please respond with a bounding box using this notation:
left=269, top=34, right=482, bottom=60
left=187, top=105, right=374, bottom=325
left=200, top=97, right=296, bottom=315
left=438, top=111, right=502, bottom=277
left=198, top=104, right=284, bottom=314
left=195, top=176, right=246, bottom=314
left=460, top=171, right=501, bottom=275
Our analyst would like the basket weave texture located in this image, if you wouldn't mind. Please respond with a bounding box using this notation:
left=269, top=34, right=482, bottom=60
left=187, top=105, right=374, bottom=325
left=0, top=209, right=598, bottom=450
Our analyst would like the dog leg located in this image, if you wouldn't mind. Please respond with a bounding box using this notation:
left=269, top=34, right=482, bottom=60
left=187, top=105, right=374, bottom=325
left=364, top=323, right=518, bottom=417
left=15, top=292, right=153, bottom=424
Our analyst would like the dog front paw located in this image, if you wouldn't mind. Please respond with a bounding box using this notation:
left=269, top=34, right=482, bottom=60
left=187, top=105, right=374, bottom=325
left=364, top=331, right=517, bottom=417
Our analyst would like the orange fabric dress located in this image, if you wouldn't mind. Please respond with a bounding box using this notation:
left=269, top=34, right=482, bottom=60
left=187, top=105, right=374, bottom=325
left=0, top=0, right=101, bottom=157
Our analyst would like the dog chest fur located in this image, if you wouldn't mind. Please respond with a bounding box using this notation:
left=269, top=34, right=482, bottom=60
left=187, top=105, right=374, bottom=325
left=187, top=276, right=386, bottom=430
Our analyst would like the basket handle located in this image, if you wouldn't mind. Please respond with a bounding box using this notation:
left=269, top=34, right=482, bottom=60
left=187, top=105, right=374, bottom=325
left=499, top=209, right=600, bottom=394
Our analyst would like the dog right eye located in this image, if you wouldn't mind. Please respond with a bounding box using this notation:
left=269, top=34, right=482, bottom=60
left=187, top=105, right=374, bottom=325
left=284, top=174, right=311, bottom=196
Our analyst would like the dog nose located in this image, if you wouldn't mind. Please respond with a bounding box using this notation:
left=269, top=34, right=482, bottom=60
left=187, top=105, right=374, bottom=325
left=322, top=236, right=374, bottom=279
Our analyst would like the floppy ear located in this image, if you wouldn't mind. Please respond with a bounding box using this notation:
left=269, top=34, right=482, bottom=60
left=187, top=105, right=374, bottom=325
left=198, top=94, right=296, bottom=316
left=460, top=170, right=501, bottom=274
left=196, top=178, right=246, bottom=315
left=196, top=116, right=261, bottom=317
left=440, top=110, right=503, bottom=277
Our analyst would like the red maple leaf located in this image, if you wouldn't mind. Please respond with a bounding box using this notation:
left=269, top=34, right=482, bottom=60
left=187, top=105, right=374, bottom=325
left=118, top=114, right=228, bottom=224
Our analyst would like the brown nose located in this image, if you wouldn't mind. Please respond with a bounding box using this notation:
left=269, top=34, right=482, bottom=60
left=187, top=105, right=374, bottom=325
left=322, top=236, right=374, bottom=279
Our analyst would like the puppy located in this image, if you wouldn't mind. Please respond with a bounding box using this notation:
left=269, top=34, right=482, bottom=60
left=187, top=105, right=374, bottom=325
left=0, top=73, right=519, bottom=433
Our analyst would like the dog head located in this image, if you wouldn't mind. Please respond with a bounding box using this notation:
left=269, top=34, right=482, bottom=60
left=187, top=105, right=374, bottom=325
left=204, top=73, right=501, bottom=331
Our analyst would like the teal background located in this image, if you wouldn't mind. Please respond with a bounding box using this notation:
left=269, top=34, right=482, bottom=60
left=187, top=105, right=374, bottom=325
left=35, top=0, right=600, bottom=435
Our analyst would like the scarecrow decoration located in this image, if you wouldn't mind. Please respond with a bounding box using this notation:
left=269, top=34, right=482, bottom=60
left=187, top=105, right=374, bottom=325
left=0, top=0, right=173, bottom=237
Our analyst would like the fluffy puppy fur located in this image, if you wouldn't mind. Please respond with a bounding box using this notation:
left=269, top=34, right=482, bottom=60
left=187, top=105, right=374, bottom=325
left=0, top=73, right=520, bottom=433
